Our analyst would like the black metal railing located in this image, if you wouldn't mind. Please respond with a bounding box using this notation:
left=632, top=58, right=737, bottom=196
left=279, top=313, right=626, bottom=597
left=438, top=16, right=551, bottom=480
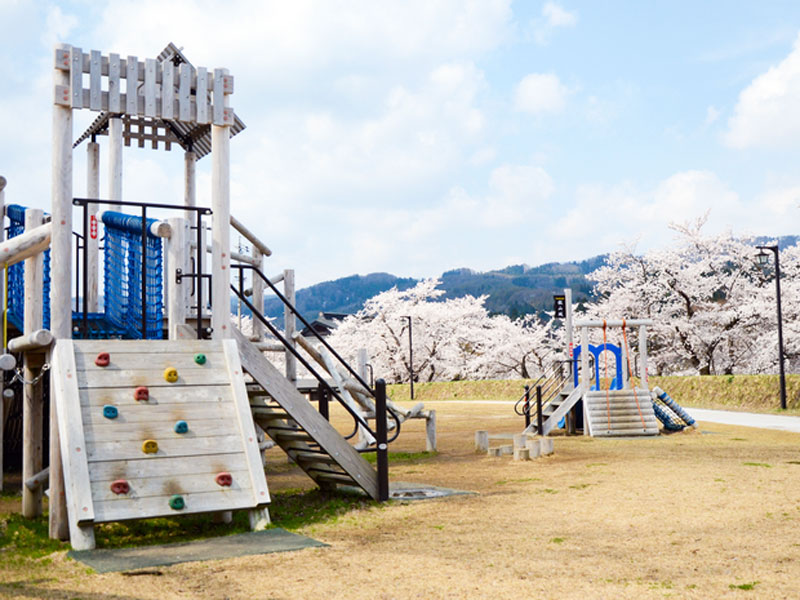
left=72, top=198, right=212, bottom=339
left=230, top=273, right=401, bottom=452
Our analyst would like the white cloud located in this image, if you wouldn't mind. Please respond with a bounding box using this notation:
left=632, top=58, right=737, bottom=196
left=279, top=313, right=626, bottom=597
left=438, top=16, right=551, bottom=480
left=725, top=33, right=800, bottom=148
left=532, top=1, right=577, bottom=45
left=705, top=105, right=720, bottom=125
left=514, top=73, right=568, bottom=114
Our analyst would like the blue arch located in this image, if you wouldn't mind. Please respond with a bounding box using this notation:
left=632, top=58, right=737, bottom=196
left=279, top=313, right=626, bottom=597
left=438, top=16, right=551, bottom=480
left=572, top=343, right=623, bottom=390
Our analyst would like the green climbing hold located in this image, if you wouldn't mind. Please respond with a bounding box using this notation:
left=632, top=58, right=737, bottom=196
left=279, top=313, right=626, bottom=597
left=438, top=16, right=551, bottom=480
left=194, top=353, right=207, bottom=365
left=169, top=494, right=185, bottom=510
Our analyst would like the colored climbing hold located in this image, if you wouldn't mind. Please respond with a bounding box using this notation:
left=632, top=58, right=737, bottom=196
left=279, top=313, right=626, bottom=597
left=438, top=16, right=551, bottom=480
left=215, top=472, right=233, bottom=487
left=102, top=405, right=118, bottom=419
left=95, top=352, right=110, bottom=367
left=142, top=439, right=158, bottom=454
left=164, top=367, right=179, bottom=383
left=169, top=494, right=185, bottom=510
left=110, top=479, right=129, bottom=495
left=134, top=386, right=149, bottom=401
left=174, top=420, right=188, bottom=434
left=194, top=353, right=207, bottom=365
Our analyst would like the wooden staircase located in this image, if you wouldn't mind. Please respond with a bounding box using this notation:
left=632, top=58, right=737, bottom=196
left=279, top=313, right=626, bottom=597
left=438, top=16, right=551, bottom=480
left=235, top=330, right=380, bottom=500
left=523, top=386, right=584, bottom=436
left=583, top=389, right=659, bottom=437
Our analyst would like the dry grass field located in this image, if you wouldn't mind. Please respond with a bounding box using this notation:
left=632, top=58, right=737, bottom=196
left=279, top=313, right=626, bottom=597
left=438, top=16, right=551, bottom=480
left=1, top=399, right=799, bottom=599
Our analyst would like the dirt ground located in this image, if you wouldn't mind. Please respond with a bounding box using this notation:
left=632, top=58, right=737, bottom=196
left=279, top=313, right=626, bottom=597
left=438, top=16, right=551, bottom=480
left=2, top=400, right=800, bottom=599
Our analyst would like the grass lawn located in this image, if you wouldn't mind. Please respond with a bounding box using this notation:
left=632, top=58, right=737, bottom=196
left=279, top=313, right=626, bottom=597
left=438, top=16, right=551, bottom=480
left=1, top=398, right=799, bottom=598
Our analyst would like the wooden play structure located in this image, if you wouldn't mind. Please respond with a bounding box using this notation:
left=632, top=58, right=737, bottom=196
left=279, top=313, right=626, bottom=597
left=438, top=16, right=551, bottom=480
left=516, top=289, right=659, bottom=437
left=0, top=41, right=418, bottom=550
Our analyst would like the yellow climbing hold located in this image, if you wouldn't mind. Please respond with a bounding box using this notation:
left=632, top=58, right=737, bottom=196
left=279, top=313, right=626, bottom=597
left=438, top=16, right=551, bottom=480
left=142, top=439, right=158, bottom=454
left=164, top=367, right=178, bottom=383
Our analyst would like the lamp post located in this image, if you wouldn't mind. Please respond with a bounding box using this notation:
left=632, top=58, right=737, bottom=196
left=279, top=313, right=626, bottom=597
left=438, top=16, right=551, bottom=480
left=756, top=244, right=787, bottom=410
left=403, top=315, right=414, bottom=399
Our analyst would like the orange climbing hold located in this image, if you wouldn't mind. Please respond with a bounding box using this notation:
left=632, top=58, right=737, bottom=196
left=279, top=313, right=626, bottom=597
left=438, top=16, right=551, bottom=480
left=110, top=479, right=130, bottom=494
left=215, top=472, right=233, bottom=487
left=95, top=352, right=110, bottom=367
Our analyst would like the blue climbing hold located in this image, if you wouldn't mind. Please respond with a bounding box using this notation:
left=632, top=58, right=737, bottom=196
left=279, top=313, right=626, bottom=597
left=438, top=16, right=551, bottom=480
left=102, top=405, right=118, bottom=419
left=174, top=420, right=188, bottom=434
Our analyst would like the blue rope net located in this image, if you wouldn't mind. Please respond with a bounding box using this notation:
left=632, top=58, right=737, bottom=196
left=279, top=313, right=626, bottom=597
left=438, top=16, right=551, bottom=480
left=6, top=204, right=50, bottom=331
left=5, top=205, right=164, bottom=340
left=102, top=211, right=163, bottom=339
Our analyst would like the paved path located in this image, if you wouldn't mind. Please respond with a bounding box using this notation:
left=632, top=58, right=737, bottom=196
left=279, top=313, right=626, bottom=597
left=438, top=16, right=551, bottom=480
left=686, top=408, right=800, bottom=434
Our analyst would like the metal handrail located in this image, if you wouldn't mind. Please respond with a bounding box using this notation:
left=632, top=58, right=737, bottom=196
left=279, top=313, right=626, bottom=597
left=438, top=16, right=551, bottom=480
left=514, top=360, right=569, bottom=416
left=235, top=263, right=374, bottom=396
left=231, top=280, right=401, bottom=449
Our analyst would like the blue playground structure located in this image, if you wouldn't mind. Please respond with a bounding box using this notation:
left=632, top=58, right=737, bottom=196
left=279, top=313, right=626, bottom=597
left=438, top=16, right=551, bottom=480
left=572, top=343, right=624, bottom=390
left=6, top=204, right=164, bottom=339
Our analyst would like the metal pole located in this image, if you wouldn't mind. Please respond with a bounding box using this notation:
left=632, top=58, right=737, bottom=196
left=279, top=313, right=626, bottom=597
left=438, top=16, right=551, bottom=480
left=774, top=247, right=787, bottom=410
left=536, top=385, right=543, bottom=436
left=375, top=378, right=389, bottom=502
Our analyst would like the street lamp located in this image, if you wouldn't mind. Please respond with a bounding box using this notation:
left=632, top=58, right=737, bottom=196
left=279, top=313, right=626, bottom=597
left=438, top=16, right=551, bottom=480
left=756, top=244, right=787, bottom=410
left=402, top=315, right=414, bottom=400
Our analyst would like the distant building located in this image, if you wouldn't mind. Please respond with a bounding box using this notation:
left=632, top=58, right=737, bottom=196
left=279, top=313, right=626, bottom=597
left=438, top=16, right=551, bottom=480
left=299, top=312, right=349, bottom=337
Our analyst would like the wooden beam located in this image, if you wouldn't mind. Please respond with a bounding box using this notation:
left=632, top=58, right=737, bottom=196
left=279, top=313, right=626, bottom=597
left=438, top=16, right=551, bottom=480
left=85, top=141, right=99, bottom=312
left=0, top=223, right=51, bottom=268
left=167, top=218, right=188, bottom=340
left=8, top=329, right=53, bottom=354
left=230, top=215, right=272, bottom=257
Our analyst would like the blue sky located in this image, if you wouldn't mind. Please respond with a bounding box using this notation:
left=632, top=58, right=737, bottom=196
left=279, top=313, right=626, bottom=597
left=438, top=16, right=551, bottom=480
left=2, top=1, right=800, bottom=287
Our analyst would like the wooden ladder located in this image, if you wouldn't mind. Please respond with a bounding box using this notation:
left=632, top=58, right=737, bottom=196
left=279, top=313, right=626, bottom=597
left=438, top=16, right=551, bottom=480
left=235, top=331, right=380, bottom=500
left=583, top=389, right=660, bottom=437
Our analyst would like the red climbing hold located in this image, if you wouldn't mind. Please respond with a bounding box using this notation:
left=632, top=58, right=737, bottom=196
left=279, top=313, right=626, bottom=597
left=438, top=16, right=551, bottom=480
left=110, top=479, right=130, bottom=495
left=215, top=472, right=233, bottom=487
left=95, top=352, right=110, bottom=367
left=134, top=386, right=149, bottom=401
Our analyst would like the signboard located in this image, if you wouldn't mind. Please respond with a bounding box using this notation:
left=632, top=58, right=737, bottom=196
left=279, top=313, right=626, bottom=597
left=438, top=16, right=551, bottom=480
left=553, top=294, right=566, bottom=319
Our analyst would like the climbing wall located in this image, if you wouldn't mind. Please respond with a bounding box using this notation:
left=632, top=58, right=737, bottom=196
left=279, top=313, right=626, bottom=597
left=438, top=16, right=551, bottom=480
left=52, top=338, right=270, bottom=549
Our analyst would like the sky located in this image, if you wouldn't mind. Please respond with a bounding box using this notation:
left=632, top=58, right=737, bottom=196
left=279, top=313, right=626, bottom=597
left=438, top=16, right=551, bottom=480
left=2, top=1, right=800, bottom=288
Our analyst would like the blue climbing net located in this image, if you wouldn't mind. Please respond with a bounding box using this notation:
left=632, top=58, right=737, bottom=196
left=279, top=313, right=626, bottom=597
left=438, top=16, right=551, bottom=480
left=5, top=206, right=164, bottom=339
left=102, top=211, right=163, bottom=339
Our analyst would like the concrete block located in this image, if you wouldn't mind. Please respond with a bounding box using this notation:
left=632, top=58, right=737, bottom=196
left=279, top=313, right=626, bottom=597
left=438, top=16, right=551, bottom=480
left=487, top=446, right=502, bottom=457
left=475, top=430, right=489, bottom=452
left=526, top=438, right=541, bottom=458
left=540, top=437, right=554, bottom=456
left=513, top=433, right=528, bottom=449
left=513, top=447, right=530, bottom=461
left=499, top=444, right=514, bottom=456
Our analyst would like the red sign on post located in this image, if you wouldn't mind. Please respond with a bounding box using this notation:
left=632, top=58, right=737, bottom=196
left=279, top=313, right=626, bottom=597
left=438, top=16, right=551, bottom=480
left=90, top=215, right=98, bottom=239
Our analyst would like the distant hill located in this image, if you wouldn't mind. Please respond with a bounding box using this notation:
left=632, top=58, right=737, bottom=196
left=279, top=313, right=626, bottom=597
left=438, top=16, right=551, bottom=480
left=261, top=257, right=606, bottom=325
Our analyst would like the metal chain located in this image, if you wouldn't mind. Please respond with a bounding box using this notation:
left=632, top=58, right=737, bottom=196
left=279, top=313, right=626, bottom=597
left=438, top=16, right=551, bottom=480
left=11, top=362, right=50, bottom=386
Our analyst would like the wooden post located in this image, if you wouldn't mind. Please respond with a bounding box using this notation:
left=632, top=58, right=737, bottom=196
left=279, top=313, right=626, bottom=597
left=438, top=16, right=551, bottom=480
left=210, top=69, right=231, bottom=339
left=580, top=326, right=590, bottom=437
left=283, top=269, right=297, bottom=385
left=564, top=287, right=574, bottom=390
left=0, top=174, right=5, bottom=492
left=49, top=43, right=73, bottom=541
left=108, top=116, right=123, bottom=201
left=639, top=325, right=649, bottom=391
left=167, top=218, right=188, bottom=339
left=85, top=141, right=99, bottom=312
left=426, top=410, right=437, bottom=451
left=184, top=150, right=196, bottom=221
left=22, top=209, right=44, bottom=517
left=357, top=348, right=368, bottom=386
left=251, top=248, right=264, bottom=339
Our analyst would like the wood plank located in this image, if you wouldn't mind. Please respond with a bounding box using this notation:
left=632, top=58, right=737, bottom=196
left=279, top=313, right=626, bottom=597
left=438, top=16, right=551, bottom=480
left=74, top=339, right=222, bottom=354
left=93, top=488, right=255, bottom=523
left=79, top=385, right=232, bottom=407
left=90, top=453, right=248, bottom=481
left=85, top=434, right=245, bottom=462
left=81, top=401, right=236, bottom=426
left=196, top=67, right=209, bottom=124
left=125, top=55, right=138, bottom=115
left=108, top=53, right=121, bottom=112
left=161, top=59, right=175, bottom=120
left=144, top=58, right=157, bottom=118
left=74, top=350, right=225, bottom=372
left=89, top=50, right=101, bottom=110
left=223, top=339, right=270, bottom=505
left=235, top=330, right=379, bottom=500
left=76, top=368, right=230, bottom=388
left=90, top=470, right=252, bottom=503
left=82, top=414, right=239, bottom=442
left=52, top=341, right=96, bottom=524
left=213, top=68, right=225, bottom=125
left=70, top=46, right=83, bottom=109
left=179, top=63, right=192, bottom=121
